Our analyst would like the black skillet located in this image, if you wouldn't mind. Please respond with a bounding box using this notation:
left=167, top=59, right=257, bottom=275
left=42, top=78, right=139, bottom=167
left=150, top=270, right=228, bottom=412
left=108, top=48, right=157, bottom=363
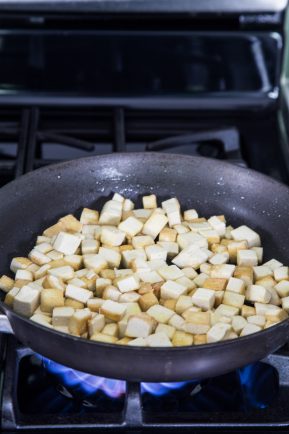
left=0, top=153, right=288, bottom=382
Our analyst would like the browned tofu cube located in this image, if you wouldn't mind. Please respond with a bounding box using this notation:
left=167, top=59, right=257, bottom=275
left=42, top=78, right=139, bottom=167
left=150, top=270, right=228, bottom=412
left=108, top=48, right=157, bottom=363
left=139, top=292, right=159, bottom=311
left=40, top=289, right=64, bottom=313
left=234, top=266, right=253, bottom=286
left=163, top=299, right=177, bottom=311
left=68, top=309, right=91, bottom=336
left=172, top=331, right=193, bottom=346
left=64, top=298, right=84, bottom=309
left=241, top=305, right=256, bottom=318
left=0, top=275, right=15, bottom=293
left=194, top=334, right=207, bottom=345
left=203, top=278, right=227, bottom=291
left=138, top=282, right=154, bottom=295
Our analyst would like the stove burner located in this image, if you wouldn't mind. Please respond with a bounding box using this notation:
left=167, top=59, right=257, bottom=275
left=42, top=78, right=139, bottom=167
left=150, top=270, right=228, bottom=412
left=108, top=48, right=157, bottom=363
left=42, top=356, right=187, bottom=398
left=39, top=355, right=278, bottom=412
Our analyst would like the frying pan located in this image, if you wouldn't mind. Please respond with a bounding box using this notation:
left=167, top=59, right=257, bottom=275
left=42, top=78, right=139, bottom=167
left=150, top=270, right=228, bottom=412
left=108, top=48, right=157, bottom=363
left=0, top=152, right=289, bottom=382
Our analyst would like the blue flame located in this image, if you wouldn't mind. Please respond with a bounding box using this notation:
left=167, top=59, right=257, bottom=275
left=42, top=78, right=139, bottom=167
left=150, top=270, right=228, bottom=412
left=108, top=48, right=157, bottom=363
left=41, top=356, right=187, bottom=398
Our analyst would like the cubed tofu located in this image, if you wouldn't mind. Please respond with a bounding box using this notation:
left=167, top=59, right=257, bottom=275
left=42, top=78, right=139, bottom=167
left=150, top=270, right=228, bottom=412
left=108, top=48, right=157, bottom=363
left=240, top=323, right=262, bottom=336
left=177, top=232, right=208, bottom=250
left=192, top=288, right=215, bottom=310
left=237, top=250, right=258, bottom=267
left=210, top=264, right=236, bottom=279
left=43, top=275, right=65, bottom=292
left=81, top=239, right=99, bottom=254
left=182, top=267, right=198, bottom=279
left=232, top=315, right=247, bottom=334
left=143, top=194, right=157, bottom=209
left=28, top=249, right=51, bottom=266
left=172, top=330, right=193, bottom=346
left=35, top=242, right=53, bottom=254
left=100, top=227, right=126, bottom=247
left=146, top=304, right=174, bottom=323
left=157, top=241, right=179, bottom=258
left=118, top=216, right=143, bottom=237
left=275, top=280, right=289, bottom=297
left=208, top=216, right=226, bottom=236
left=231, top=225, right=261, bottom=248
left=223, top=291, right=245, bottom=308
left=203, top=278, right=227, bottom=291
left=100, top=300, right=127, bottom=321
left=207, top=323, right=232, bottom=343
left=133, top=209, right=153, bottom=222
left=234, top=266, right=253, bottom=286
left=241, top=305, right=256, bottom=318
left=48, top=266, right=75, bottom=280
left=4, top=287, right=20, bottom=306
left=87, top=313, right=105, bottom=337
left=161, top=280, right=187, bottom=300
left=15, top=269, right=33, bottom=282
left=122, top=249, right=147, bottom=268
left=139, top=292, right=159, bottom=311
left=65, top=298, right=84, bottom=309
left=13, top=285, right=40, bottom=317
left=183, top=209, right=198, bottom=221
left=227, top=240, right=248, bottom=263
left=59, top=214, right=82, bottom=233
left=102, top=286, right=121, bottom=302
left=119, top=291, right=140, bottom=303
left=146, top=332, right=172, bottom=347
left=253, top=265, right=272, bottom=280
left=245, top=285, right=271, bottom=304
left=145, top=245, right=167, bottom=261
left=194, top=334, right=207, bottom=345
left=65, top=284, right=93, bottom=304
left=132, top=235, right=154, bottom=249
left=99, top=200, right=122, bottom=225
left=155, top=323, right=175, bottom=339
left=0, top=275, right=15, bottom=293
left=127, top=337, right=147, bottom=346
left=53, top=232, right=81, bottom=255
left=52, top=306, right=74, bottom=327
left=30, top=313, right=52, bottom=327
left=142, top=213, right=168, bottom=239
left=40, top=288, right=64, bottom=313
left=175, top=295, right=193, bottom=315
left=209, top=252, right=229, bottom=265
left=226, top=277, right=245, bottom=294
left=98, top=247, right=121, bottom=268
left=10, top=257, right=32, bottom=273
left=172, top=245, right=210, bottom=269
left=168, top=313, right=185, bottom=330
left=87, top=297, right=104, bottom=311
left=159, top=227, right=177, bottom=242
left=116, top=337, right=133, bottom=345
left=80, top=208, right=99, bottom=225
left=274, top=266, right=289, bottom=282
left=158, top=265, right=184, bottom=281
left=182, top=311, right=211, bottom=334
left=214, top=304, right=239, bottom=317
left=102, top=323, right=119, bottom=337
left=247, top=315, right=266, bottom=327
left=125, top=314, right=155, bottom=338
left=83, top=254, right=107, bottom=272
left=90, top=333, right=118, bottom=344
left=117, top=274, right=140, bottom=293
left=263, top=259, right=283, bottom=271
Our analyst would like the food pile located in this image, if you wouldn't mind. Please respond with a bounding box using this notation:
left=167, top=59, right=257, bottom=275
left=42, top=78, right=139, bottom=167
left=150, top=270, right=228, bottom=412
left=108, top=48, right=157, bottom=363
left=0, top=193, right=288, bottom=347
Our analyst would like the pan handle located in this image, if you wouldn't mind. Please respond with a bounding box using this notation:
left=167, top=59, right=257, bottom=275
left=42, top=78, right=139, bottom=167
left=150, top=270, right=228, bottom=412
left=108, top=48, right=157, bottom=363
left=0, top=314, right=13, bottom=334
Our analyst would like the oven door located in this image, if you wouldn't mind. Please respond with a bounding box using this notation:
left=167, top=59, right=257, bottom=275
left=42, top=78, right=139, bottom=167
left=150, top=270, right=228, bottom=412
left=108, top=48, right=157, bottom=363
left=0, top=29, right=282, bottom=110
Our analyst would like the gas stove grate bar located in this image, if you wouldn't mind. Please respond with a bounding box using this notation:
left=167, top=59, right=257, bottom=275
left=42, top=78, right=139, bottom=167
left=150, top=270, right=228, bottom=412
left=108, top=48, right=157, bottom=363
left=113, top=107, right=126, bottom=152
left=15, top=109, right=30, bottom=178
left=25, top=107, right=39, bottom=173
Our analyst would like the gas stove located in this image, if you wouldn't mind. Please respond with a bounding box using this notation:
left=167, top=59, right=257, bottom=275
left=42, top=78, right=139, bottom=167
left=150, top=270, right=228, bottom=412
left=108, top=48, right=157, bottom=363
left=0, top=0, right=289, bottom=432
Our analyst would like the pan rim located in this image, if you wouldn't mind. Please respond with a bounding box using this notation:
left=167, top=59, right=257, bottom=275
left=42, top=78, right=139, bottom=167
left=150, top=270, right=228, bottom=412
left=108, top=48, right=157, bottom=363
left=1, top=152, right=289, bottom=355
